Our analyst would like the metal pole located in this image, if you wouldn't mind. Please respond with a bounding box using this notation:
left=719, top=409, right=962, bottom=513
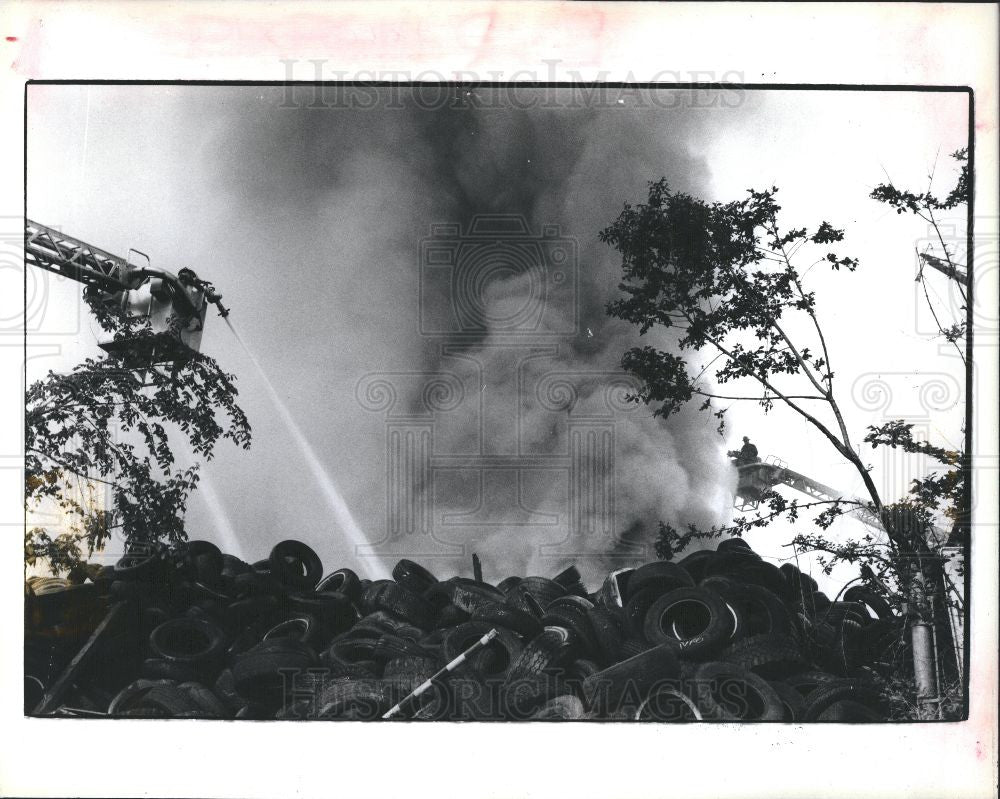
left=911, top=619, right=939, bottom=718
left=382, top=628, right=499, bottom=720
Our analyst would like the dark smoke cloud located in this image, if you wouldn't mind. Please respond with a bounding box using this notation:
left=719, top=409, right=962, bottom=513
left=196, top=86, right=734, bottom=581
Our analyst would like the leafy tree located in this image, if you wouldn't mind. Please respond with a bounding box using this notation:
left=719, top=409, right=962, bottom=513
left=870, top=148, right=970, bottom=551
left=25, top=292, right=251, bottom=578
left=600, top=166, right=968, bottom=716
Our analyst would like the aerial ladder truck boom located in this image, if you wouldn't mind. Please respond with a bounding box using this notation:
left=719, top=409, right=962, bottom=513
left=733, top=452, right=964, bottom=673
left=733, top=456, right=885, bottom=532
left=25, top=219, right=229, bottom=362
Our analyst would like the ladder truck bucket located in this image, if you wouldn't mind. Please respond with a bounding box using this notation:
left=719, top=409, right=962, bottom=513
left=26, top=220, right=224, bottom=366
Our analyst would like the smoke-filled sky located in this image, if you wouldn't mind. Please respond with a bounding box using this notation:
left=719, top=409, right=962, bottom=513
left=25, top=85, right=968, bottom=588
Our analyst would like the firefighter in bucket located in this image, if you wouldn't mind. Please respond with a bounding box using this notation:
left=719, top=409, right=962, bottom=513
left=728, top=436, right=760, bottom=467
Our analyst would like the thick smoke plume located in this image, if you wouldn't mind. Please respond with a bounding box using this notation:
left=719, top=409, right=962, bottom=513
left=195, top=87, right=735, bottom=581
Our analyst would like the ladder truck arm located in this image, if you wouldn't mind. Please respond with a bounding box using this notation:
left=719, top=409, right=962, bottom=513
left=25, top=220, right=229, bottom=360
left=736, top=459, right=884, bottom=534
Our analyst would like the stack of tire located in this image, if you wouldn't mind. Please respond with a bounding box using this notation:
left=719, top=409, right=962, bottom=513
left=45, top=536, right=903, bottom=721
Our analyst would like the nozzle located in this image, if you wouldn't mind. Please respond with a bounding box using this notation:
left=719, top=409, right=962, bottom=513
left=206, top=290, right=230, bottom=318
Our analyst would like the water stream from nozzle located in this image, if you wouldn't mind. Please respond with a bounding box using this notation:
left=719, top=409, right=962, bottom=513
left=223, top=316, right=388, bottom=578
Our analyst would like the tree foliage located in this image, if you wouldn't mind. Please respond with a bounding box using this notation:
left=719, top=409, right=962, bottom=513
left=870, top=148, right=970, bottom=549
left=600, top=166, right=967, bottom=626
left=25, top=294, right=251, bottom=576
left=601, top=180, right=884, bottom=518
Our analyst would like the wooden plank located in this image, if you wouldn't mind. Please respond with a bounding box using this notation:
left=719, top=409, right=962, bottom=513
left=32, top=601, right=131, bottom=716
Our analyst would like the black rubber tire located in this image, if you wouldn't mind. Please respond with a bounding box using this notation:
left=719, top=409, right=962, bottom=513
left=358, top=580, right=393, bottom=615
left=392, top=559, right=438, bottom=594
left=586, top=605, right=625, bottom=666
left=108, top=679, right=167, bottom=715
left=226, top=595, right=282, bottom=632
left=139, top=605, right=173, bottom=633
left=823, top=601, right=875, bottom=629
left=235, top=703, right=272, bottom=719
left=288, top=591, right=357, bottom=636
left=781, top=564, right=820, bottom=599
left=230, top=570, right=283, bottom=599
left=190, top=552, right=224, bottom=587
left=231, top=642, right=318, bottom=706
left=620, top=638, right=651, bottom=658
left=129, top=685, right=208, bottom=718
left=443, top=622, right=524, bottom=678
left=108, top=679, right=202, bottom=717
left=731, top=560, right=790, bottom=598
left=213, top=669, right=249, bottom=715
left=702, top=549, right=761, bottom=578
left=552, top=565, right=582, bottom=589
left=566, top=658, right=601, bottom=682
left=496, top=576, right=521, bottom=595
left=373, top=634, right=434, bottom=663
left=580, top=644, right=682, bottom=717
left=703, top=580, right=792, bottom=638
left=624, top=562, right=694, bottom=601
left=435, top=603, right=472, bottom=628
left=268, top=540, right=323, bottom=591
left=768, top=679, right=806, bottom=721
left=801, top=680, right=885, bottom=721
left=634, top=685, right=704, bottom=722
left=676, top=550, right=716, bottom=583
left=140, top=657, right=206, bottom=683
left=434, top=578, right=506, bottom=615
left=784, top=670, right=844, bottom=698
left=808, top=591, right=832, bottom=617
left=816, top=698, right=885, bottom=722
left=114, top=550, right=162, bottom=582
left=530, top=694, right=586, bottom=720
left=383, top=655, right=441, bottom=693
left=316, top=568, right=362, bottom=602
left=261, top=613, right=328, bottom=651
left=352, top=611, right=422, bottom=640
left=502, top=626, right=578, bottom=715
left=177, top=681, right=231, bottom=718
left=184, top=580, right=232, bottom=606
left=471, top=601, right=542, bottom=639
left=315, top=679, right=401, bottom=720
left=323, top=635, right=379, bottom=670
left=624, top=587, right=670, bottom=638
left=149, top=617, right=227, bottom=667
left=541, top=596, right=600, bottom=660
left=184, top=541, right=223, bottom=582
left=843, top=586, right=894, bottom=621
left=853, top=618, right=906, bottom=663
left=642, top=587, right=733, bottom=659
left=371, top=582, right=436, bottom=629
left=716, top=537, right=755, bottom=554
left=720, top=633, right=807, bottom=679
left=220, top=553, right=251, bottom=573
left=516, top=577, right=567, bottom=609
left=688, top=661, right=786, bottom=721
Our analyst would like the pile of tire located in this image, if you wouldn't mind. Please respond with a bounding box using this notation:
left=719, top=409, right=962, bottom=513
left=55, top=536, right=903, bottom=721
